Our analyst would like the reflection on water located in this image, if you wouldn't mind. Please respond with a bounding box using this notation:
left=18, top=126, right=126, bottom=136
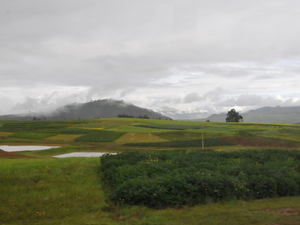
left=0, top=145, right=60, bottom=152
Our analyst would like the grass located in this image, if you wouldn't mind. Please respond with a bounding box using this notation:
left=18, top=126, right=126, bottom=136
left=0, top=158, right=110, bottom=225
left=134, top=124, right=205, bottom=130
left=0, top=132, right=13, bottom=137
left=74, top=130, right=125, bottom=143
left=0, top=118, right=300, bottom=224
left=109, top=125, right=171, bottom=133
left=114, top=133, right=167, bottom=144
left=156, top=131, right=206, bottom=141
left=45, top=134, right=84, bottom=142
left=9, top=132, right=56, bottom=139
left=1, top=158, right=300, bottom=225
left=125, top=138, right=235, bottom=147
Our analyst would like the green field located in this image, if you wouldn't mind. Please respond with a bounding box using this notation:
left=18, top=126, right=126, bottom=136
left=1, top=118, right=300, bottom=224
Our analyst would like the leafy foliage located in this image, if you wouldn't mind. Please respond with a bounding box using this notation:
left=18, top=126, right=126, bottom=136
left=226, top=109, right=243, bottom=122
left=99, top=150, right=300, bottom=209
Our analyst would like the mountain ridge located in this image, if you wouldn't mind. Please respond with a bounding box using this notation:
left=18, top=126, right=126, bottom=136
left=0, top=99, right=172, bottom=121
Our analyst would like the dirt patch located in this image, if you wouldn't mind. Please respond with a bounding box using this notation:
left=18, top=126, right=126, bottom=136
left=265, top=208, right=300, bottom=225
left=0, top=149, right=38, bottom=159
left=264, top=207, right=300, bottom=216
left=221, top=137, right=299, bottom=148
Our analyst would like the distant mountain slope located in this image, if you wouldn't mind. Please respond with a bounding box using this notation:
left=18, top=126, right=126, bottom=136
left=0, top=99, right=172, bottom=121
left=204, top=106, right=300, bottom=124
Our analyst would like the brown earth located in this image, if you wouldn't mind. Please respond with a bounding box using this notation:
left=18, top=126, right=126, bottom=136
left=266, top=207, right=300, bottom=225
left=221, top=137, right=299, bottom=148
left=0, top=149, right=38, bottom=159
left=265, top=207, right=300, bottom=216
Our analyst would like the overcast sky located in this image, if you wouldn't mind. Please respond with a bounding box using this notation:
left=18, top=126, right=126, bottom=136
left=1, top=0, right=300, bottom=119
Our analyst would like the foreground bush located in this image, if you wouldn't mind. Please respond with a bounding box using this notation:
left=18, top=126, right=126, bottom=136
left=99, top=149, right=300, bottom=209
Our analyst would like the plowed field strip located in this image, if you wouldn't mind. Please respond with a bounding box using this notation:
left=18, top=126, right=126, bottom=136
left=0, top=150, right=38, bottom=158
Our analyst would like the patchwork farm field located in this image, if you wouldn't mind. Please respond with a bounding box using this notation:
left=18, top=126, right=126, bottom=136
left=1, top=118, right=300, bottom=225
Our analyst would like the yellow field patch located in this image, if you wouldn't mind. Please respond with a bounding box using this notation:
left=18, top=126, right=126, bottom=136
left=0, top=132, right=13, bottom=137
left=45, top=134, right=83, bottom=142
left=100, top=120, right=135, bottom=125
left=86, top=128, right=104, bottom=130
left=115, top=133, right=168, bottom=144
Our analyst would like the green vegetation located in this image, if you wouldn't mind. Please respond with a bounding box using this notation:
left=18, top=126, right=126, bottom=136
left=134, top=124, right=205, bottom=130
left=125, top=138, right=234, bottom=147
left=0, top=121, right=70, bottom=132
left=0, top=158, right=109, bottom=225
left=156, top=131, right=204, bottom=141
left=100, top=149, right=300, bottom=209
left=9, top=132, right=56, bottom=139
left=74, top=130, right=125, bottom=143
left=0, top=118, right=300, bottom=224
left=226, top=108, right=243, bottom=122
left=1, top=157, right=300, bottom=225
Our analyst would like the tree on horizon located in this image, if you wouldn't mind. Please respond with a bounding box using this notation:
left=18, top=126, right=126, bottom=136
left=226, top=109, right=243, bottom=122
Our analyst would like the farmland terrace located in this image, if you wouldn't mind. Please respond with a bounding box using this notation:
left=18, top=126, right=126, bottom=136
left=0, top=118, right=300, bottom=225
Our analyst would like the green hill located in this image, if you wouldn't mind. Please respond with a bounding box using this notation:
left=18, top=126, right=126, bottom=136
left=0, top=99, right=171, bottom=121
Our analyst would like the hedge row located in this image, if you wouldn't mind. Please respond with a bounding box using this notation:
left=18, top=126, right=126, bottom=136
left=99, top=149, right=300, bottom=209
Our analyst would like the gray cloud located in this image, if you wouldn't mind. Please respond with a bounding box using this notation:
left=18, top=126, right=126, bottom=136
left=184, top=92, right=200, bottom=103
left=183, top=88, right=226, bottom=103
left=1, top=0, right=300, bottom=118
left=219, top=94, right=300, bottom=108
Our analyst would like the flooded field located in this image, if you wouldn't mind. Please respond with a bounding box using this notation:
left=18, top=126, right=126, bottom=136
left=53, top=152, right=117, bottom=158
left=0, top=145, right=60, bottom=152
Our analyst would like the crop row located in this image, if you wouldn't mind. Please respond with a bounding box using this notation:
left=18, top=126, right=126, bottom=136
left=99, top=149, right=300, bottom=209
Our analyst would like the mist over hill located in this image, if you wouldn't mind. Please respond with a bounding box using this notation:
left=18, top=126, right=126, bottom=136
left=0, top=99, right=171, bottom=121
left=2, top=101, right=300, bottom=124
left=203, top=106, right=300, bottom=124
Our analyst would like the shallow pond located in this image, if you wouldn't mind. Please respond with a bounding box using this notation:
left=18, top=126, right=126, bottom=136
left=0, top=145, right=60, bottom=152
left=53, top=152, right=117, bottom=158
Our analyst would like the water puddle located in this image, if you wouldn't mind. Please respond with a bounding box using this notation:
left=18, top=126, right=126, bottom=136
left=0, top=145, right=60, bottom=152
left=53, top=152, right=117, bottom=158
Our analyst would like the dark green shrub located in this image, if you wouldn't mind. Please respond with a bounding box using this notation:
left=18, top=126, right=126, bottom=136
left=99, top=149, right=300, bottom=209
